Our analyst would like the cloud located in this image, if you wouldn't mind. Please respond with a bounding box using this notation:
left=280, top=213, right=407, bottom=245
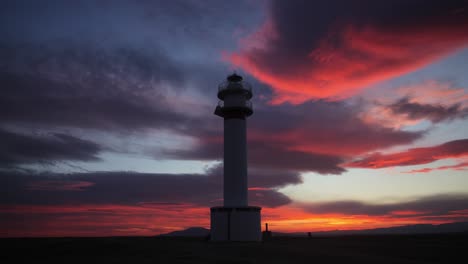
left=302, top=194, right=468, bottom=216
left=387, top=98, right=467, bottom=123
left=4, top=193, right=468, bottom=237
left=249, top=143, right=345, bottom=174
left=169, top=139, right=346, bottom=174
left=167, top=100, right=422, bottom=174
left=0, top=203, right=210, bottom=237
left=206, top=165, right=303, bottom=189
left=0, top=1, right=426, bottom=175
left=403, top=161, right=468, bottom=174
left=395, top=80, right=468, bottom=107
left=345, top=139, right=468, bottom=169
left=251, top=101, right=423, bottom=157
left=228, top=0, right=468, bottom=104
left=0, top=46, right=190, bottom=131
left=2, top=75, right=421, bottom=174
left=0, top=164, right=299, bottom=236
left=358, top=80, right=468, bottom=129
left=26, top=180, right=95, bottom=191
left=259, top=194, right=468, bottom=233
left=0, top=128, right=101, bottom=166
left=0, top=0, right=264, bottom=104
left=0, top=166, right=301, bottom=208
left=0, top=0, right=267, bottom=133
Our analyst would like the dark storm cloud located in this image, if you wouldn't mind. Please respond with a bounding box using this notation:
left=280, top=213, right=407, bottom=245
left=0, top=0, right=264, bottom=131
left=0, top=128, right=101, bottom=166
left=229, top=0, right=468, bottom=103
left=0, top=0, right=262, bottom=48
left=206, top=164, right=303, bottom=189
left=387, top=98, right=468, bottom=123
left=1, top=166, right=301, bottom=208
left=0, top=70, right=188, bottom=130
left=269, top=0, right=468, bottom=54
left=249, top=143, right=345, bottom=174
left=0, top=36, right=196, bottom=130
left=303, top=194, right=468, bottom=216
left=0, top=0, right=263, bottom=87
left=0, top=42, right=185, bottom=86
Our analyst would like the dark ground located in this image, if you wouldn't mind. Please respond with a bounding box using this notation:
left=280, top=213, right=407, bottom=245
left=2, top=234, right=467, bottom=263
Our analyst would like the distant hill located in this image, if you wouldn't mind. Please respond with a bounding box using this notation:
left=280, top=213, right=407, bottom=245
left=274, top=222, right=468, bottom=237
left=158, top=227, right=210, bottom=237
left=158, top=222, right=468, bottom=237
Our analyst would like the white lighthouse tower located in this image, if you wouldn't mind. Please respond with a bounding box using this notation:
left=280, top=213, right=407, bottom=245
left=210, top=73, right=261, bottom=241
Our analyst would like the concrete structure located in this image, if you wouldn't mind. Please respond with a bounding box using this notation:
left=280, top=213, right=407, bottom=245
left=210, top=73, right=261, bottom=241
left=262, top=223, right=272, bottom=240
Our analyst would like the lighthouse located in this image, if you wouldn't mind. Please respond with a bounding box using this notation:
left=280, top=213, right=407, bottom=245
left=210, top=73, right=261, bottom=241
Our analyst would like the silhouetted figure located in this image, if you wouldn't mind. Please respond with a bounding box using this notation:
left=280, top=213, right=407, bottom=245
left=308, top=232, right=312, bottom=239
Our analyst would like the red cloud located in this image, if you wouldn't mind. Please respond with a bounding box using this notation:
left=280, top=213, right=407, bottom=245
left=403, top=161, right=468, bottom=174
left=228, top=2, right=468, bottom=104
left=345, top=139, right=468, bottom=169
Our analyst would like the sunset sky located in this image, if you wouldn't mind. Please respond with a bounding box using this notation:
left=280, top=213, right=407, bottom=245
left=2, top=0, right=468, bottom=237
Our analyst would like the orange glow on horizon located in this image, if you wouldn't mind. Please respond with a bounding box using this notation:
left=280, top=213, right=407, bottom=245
left=261, top=206, right=462, bottom=233
left=2, top=203, right=466, bottom=237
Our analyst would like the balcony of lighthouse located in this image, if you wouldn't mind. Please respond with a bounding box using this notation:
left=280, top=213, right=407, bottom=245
left=217, top=78, right=253, bottom=100
left=214, top=99, right=253, bottom=117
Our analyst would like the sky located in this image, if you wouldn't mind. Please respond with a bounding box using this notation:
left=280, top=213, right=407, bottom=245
left=1, top=0, right=468, bottom=237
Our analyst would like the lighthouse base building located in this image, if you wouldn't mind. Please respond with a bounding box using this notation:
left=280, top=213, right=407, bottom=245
left=210, top=207, right=261, bottom=241
left=210, top=74, right=262, bottom=241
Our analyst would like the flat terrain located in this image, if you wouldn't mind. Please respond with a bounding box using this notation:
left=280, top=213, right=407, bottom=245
left=2, top=234, right=467, bottom=263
